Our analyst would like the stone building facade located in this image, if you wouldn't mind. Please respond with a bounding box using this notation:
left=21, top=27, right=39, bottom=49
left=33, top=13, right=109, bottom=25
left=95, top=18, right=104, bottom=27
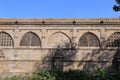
left=0, top=18, right=120, bottom=76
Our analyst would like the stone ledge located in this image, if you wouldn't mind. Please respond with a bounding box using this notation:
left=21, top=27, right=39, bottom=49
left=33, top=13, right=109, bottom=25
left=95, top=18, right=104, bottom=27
left=0, top=18, right=119, bottom=25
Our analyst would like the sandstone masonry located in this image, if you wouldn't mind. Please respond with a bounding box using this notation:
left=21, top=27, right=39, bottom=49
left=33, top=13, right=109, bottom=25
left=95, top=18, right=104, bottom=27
left=0, top=18, right=120, bottom=76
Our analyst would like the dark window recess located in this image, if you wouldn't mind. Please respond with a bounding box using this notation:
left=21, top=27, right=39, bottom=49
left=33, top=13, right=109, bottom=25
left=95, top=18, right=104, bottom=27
left=20, top=32, right=41, bottom=46
left=0, top=32, right=13, bottom=46
left=106, top=32, right=120, bottom=47
left=79, top=32, right=100, bottom=47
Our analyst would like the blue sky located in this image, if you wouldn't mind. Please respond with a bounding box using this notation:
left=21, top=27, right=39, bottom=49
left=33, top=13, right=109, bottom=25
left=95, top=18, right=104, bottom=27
left=0, top=0, right=119, bottom=18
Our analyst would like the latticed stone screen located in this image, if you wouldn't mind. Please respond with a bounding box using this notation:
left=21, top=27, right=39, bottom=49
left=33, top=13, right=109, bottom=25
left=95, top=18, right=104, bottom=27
left=0, top=32, right=13, bottom=46
left=20, top=32, right=41, bottom=46
left=106, top=32, right=120, bottom=47
left=79, top=32, right=100, bottom=47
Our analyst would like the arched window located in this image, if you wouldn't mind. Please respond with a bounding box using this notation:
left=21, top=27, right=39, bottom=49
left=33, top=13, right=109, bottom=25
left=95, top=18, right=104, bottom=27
left=20, top=32, right=41, bottom=46
left=48, top=32, right=71, bottom=48
left=106, top=32, right=120, bottom=47
left=79, top=32, right=100, bottom=47
left=0, top=32, right=14, bottom=46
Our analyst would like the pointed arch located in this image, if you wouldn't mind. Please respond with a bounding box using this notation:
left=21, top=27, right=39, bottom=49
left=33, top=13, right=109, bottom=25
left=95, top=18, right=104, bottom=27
left=79, top=32, right=100, bottom=47
left=20, top=32, right=41, bottom=46
left=48, top=32, right=72, bottom=48
left=0, top=31, right=14, bottom=46
left=106, top=32, right=120, bottom=47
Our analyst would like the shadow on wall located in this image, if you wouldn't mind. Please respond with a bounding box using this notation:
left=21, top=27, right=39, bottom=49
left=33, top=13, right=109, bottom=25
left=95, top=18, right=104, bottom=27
left=34, top=41, right=78, bottom=71
left=34, top=38, right=120, bottom=73
left=78, top=38, right=120, bottom=73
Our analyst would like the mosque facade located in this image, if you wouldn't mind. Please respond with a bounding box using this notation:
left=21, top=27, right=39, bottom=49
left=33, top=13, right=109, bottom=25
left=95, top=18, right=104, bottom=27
left=0, top=18, right=119, bottom=76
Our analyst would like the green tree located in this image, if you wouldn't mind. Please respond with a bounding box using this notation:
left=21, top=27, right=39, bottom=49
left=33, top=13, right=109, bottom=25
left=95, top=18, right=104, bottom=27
left=113, top=0, right=120, bottom=11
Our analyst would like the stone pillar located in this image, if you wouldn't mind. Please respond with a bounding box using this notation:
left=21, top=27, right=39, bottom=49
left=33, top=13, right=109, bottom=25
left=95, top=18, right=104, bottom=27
left=72, top=25, right=77, bottom=48
left=41, top=26, right=47, bottom=48
left=14, top=25, right=19, bottom=48
left=100, top=27, right=106, bottom=48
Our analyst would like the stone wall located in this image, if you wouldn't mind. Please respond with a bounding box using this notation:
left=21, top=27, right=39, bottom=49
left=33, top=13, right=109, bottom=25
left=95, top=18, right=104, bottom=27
left=0, top=18, right=120, bottom=76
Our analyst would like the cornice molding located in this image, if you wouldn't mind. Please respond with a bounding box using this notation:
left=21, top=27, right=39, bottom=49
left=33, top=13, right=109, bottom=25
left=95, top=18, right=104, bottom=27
left=0, top=18, right=120, bottom=25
